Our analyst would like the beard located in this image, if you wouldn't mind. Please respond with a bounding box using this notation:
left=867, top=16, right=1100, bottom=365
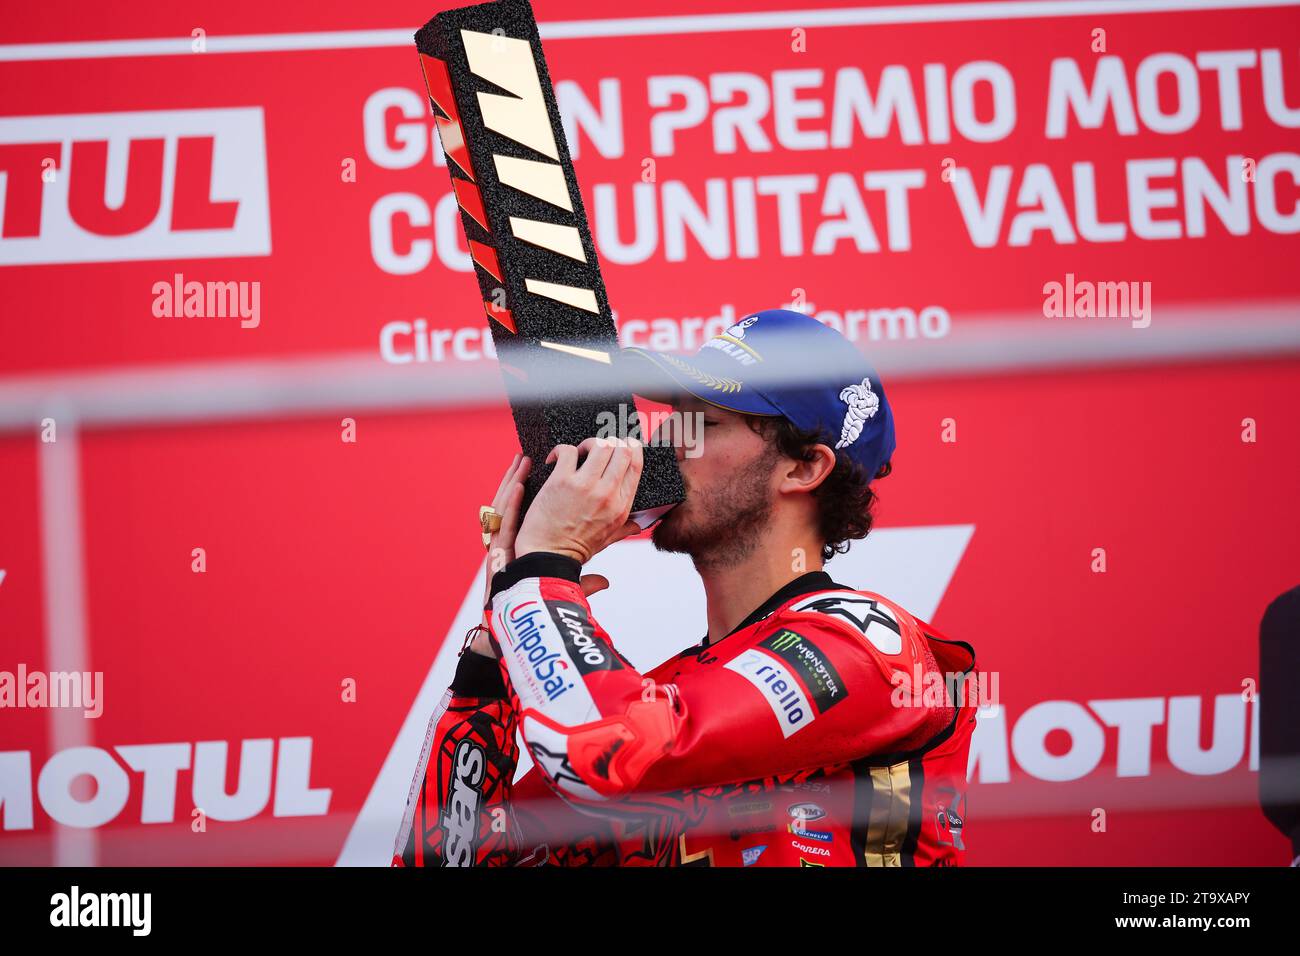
left=651, top=444, right=777, bottom=571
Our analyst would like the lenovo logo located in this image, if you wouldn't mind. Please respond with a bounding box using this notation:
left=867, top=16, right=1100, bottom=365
left=0, top=108, right=271, bottom=265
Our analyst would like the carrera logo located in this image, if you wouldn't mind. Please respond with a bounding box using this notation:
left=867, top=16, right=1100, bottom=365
left=0, top=108, right=271, bottom=266
left=791, top=840, right=831, bottom=857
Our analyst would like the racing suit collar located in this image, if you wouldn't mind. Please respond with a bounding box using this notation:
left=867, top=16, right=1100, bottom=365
left=697, top=569, right=852, bottom=649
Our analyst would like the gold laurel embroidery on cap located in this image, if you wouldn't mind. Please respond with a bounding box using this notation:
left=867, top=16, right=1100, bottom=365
left=661, top=353, right=743, bottom=394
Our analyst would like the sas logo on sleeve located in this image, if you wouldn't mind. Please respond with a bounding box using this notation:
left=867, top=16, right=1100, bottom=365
left=439, top=739, right=486, bottom=867
left=724, top=649, right=815, bottom=738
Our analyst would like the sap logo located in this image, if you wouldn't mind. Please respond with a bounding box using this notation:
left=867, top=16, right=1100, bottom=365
left=0, top=737, right=329, bottom=830
left=0, top=108, right=271, bottom=266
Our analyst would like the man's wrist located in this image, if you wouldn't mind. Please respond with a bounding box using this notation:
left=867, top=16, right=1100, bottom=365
left=467, top=628, right=497, bottom=658
left=487, top=550, right=582, bottom=602
left=516, top=545, right=584, bottom=562
left=514, top=534, right=584, bottom=563
left=450, top=645, right=507, bottom=698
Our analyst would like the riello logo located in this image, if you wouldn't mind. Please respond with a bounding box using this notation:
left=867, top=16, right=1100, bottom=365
left=0, top=108, right=271, bottom=266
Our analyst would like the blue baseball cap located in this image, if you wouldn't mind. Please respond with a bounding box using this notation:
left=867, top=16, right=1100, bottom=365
left=622, top=309, right=895, bottom=481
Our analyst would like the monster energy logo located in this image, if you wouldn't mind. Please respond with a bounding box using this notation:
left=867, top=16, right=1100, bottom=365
left=768, top=630, right=802, bottom=652
left=758, top=629, right=847, bottom=714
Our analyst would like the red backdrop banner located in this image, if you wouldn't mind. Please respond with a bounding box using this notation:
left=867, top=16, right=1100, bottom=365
left=1, top=0, right=1297, bottom=866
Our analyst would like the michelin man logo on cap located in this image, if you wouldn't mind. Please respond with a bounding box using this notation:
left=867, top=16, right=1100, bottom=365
left=835, top=377, right=880, bottom=449
left=726, top=315, right=759, bottom=339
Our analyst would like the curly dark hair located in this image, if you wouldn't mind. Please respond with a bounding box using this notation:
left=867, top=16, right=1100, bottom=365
left=745, top=416, right=890, bottom=563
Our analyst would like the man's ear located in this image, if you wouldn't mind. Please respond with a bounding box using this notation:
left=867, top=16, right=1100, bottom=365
left=779, top=444, right=837, bottom=495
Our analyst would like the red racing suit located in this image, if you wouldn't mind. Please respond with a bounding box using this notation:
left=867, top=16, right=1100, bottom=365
left=393, top=553, right=978, bottom=867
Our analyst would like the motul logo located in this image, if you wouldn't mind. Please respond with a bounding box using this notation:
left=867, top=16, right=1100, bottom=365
left=0, top=108, right=271, bottom=266
left=969, top=692, right=1259, bottom=783
left=0, top=737, right=329, bottom=830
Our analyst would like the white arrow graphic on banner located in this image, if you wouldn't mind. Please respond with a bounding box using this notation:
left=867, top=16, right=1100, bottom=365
left=336, top=523, right=975, bottom=866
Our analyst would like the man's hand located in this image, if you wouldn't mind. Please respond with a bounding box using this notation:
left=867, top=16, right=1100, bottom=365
left=469, top=447, right=628, bottom=658
left=481, top=452, right=531, bottom=606
left=515, top=436, right=644, bottom=565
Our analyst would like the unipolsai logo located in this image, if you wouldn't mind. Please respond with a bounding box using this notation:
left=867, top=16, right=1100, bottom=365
left=0, top=108, right=271, bottom=265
